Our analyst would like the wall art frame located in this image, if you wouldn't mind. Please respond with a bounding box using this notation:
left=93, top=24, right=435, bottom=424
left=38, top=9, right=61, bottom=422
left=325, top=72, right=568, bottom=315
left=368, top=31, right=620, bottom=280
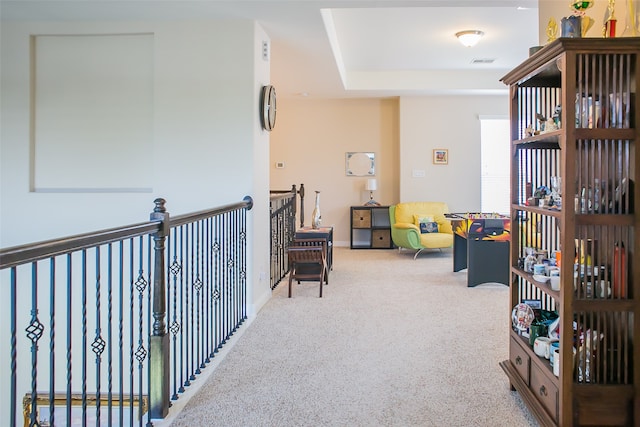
left=433, top=149, right=448, bottom=165
left=345, top=152, right=375, bottom=176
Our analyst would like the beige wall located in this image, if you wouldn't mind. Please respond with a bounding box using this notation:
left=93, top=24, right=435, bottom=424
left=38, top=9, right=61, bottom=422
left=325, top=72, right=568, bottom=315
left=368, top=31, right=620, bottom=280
left=270, top=97, right=399, bottom=246
left=270, top=94, right=509, bottom=246
left=399, top=95, right=508, bottom=211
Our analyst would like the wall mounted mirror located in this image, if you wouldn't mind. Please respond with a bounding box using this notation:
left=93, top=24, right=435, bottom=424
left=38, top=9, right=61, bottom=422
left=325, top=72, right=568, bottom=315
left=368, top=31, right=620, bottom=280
left=345, top=152, right=375, bottom=176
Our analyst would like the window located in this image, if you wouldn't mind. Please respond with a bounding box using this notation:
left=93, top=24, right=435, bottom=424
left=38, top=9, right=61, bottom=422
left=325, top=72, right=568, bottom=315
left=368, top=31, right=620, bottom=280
left=480, top=117, right=510, bottom=214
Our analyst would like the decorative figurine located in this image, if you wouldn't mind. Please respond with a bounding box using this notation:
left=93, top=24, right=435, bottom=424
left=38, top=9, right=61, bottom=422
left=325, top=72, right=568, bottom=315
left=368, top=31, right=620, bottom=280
left=545, top=117, right=559, bottom=132
left=552, top=105, right=562, bottom=128
left=562, top=15, right=583, bottom=37
left=525, top=125, right=535, bottom=137
left=569, top=0, right=595, bottom=36
left=536, top=113, right=547, bottom=131
left=546, top=17, right=559, bottom=42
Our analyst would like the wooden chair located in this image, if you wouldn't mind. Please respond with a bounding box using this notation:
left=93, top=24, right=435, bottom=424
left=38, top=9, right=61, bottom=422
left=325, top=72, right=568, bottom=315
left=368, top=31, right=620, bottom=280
left=290, top=238, right=329, bottom=284
left=287, top=242, right=328, bottom=298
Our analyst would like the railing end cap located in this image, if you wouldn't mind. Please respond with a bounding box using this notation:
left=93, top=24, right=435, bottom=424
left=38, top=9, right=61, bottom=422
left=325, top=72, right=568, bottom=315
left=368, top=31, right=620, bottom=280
left=153, top=198, right=167, bottom=213
left=243, top=196, right=254, bottom=211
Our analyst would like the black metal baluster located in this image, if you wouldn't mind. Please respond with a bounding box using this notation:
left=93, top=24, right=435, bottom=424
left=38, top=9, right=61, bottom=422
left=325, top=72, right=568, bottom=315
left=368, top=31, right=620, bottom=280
left=222, top=212, right=229, bottom=344
left=194, top=220, right=202, bottom=375
left=27, top=262, right=44, bottom=426
left=129, top=238, right=135, bottom=427
left=48, top=258, right=55, bottom=427
left=241, top=207, right=248, bottom=322
left=81, top=250, right=88, bottom=427
left=118, top=242, right=125, bottom=426
left=178, top=225, right=185, bottom=394
left=204, top=217, right=211, bottom=364
left=235, top=210, right=241, bottom=330
left=145, top=234, right=153, bottom=427
left=228, top=211, right=234, bottom=334
left=234, top=211, right=240, bottom=328
left=213, top=216, right=221, bottom=354
left=134, top=236, right=147, bottom=427
left=93, top=247, right=105, bottom=426
left=200, top=218, right=208, bottom=367
left=10, top=267, right=16, bottom=427
left=66, top=254, right=73, bottom=427
left=218, top=214, right=224, bottom=346
left=185, top=223, right=193, bottom=385
left=107, top=244, right=114, bottom=427
left=169, top=228, right=181, bottom=400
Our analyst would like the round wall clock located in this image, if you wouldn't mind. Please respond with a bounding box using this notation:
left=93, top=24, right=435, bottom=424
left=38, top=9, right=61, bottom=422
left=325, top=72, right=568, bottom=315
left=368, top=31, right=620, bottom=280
left=260, top=84, right=277, bottom=131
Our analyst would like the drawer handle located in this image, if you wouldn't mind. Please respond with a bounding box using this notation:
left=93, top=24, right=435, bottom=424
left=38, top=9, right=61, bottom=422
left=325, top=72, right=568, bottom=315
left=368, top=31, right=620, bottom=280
left=539, top=385, right=547, bottom=397
left=515, top=356, right=522, bottom=365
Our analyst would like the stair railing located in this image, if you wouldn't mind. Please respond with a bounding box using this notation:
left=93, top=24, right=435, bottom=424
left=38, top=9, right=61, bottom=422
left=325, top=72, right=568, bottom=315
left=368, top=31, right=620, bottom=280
left=0, top=196, right=253, bottom=427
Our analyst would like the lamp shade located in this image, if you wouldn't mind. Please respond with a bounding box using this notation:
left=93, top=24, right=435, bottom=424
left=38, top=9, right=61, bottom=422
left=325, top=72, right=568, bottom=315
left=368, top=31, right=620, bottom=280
left=455, top=30, right=484, bottom=47
left=366, top=178, right=378, bottom=191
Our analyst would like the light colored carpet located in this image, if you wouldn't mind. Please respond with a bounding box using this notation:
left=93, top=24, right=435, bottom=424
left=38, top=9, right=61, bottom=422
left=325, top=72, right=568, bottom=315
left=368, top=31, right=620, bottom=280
left=165, top=247, right=538, bottom=427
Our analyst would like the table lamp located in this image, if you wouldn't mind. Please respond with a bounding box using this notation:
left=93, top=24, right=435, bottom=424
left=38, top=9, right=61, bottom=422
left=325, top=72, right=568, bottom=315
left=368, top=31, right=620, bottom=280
left=364, top=178, right=380, bottom=206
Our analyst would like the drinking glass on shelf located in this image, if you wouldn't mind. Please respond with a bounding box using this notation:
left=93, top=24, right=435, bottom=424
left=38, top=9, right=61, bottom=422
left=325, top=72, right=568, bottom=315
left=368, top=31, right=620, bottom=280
left=550, top=176, right=561, bottom=197
left=550, top=176, right=562, bottom=209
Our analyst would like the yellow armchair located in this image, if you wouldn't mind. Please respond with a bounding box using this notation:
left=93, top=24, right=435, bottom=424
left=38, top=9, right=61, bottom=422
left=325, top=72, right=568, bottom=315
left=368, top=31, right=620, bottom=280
left=389, top=202, right=454, bottom=259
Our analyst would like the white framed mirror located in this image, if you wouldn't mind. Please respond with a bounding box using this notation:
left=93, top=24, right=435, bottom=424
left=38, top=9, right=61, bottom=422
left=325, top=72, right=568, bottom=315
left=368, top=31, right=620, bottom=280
left=345, top=152, right=375, bottom=176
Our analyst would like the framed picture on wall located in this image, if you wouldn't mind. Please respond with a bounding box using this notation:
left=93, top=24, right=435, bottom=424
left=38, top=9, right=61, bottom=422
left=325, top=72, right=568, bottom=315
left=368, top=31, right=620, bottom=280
left=433, top=149, right=448, bottom=165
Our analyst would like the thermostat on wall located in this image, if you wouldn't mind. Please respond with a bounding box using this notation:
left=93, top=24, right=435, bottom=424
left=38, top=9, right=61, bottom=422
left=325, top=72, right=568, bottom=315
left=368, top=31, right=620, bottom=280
left=275, top=162, right=285, bottom=169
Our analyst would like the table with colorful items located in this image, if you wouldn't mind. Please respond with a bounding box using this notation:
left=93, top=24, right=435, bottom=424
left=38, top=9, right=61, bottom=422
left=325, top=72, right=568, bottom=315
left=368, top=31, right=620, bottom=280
left=447, top=213, right=511, bottom=287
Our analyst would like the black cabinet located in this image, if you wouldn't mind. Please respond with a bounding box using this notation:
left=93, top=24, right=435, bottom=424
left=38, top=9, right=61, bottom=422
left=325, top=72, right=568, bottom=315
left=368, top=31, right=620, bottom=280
left=350, top=206, right=393, bottom=249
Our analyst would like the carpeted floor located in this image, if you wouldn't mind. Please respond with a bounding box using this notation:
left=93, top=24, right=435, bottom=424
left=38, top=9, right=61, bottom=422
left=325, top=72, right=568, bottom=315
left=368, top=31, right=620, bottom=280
left=164, top=247, right=538, bottom=427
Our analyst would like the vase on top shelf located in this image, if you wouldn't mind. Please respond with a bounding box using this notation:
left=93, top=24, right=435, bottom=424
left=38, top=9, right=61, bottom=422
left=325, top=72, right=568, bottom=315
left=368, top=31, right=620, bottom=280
left=312, top=191, right=322, bottom=229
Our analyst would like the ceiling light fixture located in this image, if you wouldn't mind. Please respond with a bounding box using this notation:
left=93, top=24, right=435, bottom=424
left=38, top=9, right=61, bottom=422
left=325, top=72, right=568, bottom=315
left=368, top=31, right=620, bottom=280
left=455, top=30, right=484, bottom=47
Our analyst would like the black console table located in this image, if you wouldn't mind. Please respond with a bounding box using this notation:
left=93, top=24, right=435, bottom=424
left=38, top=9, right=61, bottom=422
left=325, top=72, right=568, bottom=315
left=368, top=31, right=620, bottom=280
left=294, top=226, right=334, bottom=276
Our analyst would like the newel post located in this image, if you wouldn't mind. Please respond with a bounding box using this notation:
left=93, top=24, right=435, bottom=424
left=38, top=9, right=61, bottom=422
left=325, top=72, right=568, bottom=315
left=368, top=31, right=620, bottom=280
left=299, top=183, right=305, bottom=228
left=149, top=198, right=170, bottom=419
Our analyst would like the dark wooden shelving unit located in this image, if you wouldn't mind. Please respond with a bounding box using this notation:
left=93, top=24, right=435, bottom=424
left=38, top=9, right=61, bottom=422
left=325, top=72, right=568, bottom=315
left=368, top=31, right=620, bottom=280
left=500, top=38, right=639, bottom=427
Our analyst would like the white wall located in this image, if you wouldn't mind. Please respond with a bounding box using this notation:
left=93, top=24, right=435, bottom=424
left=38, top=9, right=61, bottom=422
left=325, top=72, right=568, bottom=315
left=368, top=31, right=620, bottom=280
left=399, top=96, right=508, bottom=213
left=0, top=19, right=273, bottom=314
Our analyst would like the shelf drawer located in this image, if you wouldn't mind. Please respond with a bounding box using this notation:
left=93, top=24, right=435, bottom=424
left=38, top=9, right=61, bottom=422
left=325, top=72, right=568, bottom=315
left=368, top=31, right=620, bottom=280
left=371, top=229, right=391, bottom=248
left=352, top=209, right=371, bottom=228
left=529, top=363, right=558, bottom=422
left=510, top=337, right=530, bottom=385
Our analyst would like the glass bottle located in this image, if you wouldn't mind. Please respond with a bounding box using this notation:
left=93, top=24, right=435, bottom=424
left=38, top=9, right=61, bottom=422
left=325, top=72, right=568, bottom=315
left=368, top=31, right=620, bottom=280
left=311, top=191, right=322, bottom=229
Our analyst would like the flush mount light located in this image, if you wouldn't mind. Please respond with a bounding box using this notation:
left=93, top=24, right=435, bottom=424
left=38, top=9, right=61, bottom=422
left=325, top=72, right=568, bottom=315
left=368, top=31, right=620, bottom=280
left=455, top=30, right=484, bottom=47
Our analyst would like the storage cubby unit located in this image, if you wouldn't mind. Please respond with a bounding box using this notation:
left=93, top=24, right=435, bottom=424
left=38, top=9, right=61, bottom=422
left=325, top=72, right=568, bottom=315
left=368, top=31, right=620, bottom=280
left=350, top=206, right=394, bottom=249
left=499, top=38, right=639, bottom=427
